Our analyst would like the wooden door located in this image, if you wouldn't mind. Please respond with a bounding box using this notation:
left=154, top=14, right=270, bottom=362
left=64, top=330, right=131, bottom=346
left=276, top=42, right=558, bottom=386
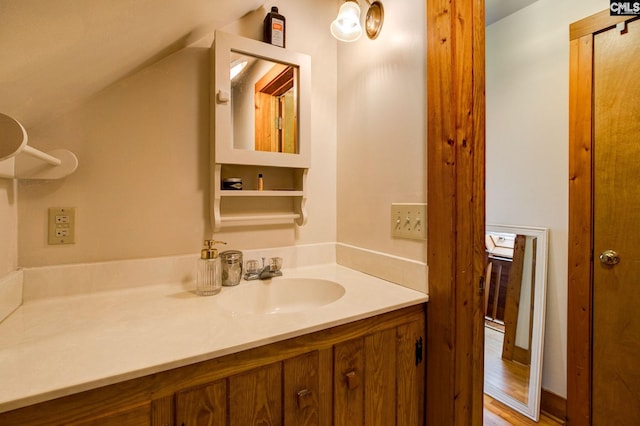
left=568, top=10, right=640, bottom=425
left=425, top=0, right=486, bottom=423
left=592, top=17, right=640, bottom=425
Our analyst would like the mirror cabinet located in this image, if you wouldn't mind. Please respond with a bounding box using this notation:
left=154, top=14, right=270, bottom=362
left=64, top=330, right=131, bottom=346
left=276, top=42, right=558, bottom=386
left=210, top=31, right=311, bottom=231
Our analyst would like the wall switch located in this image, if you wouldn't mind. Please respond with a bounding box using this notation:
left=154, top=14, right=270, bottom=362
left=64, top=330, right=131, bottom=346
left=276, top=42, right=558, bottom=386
left=391, top=203, right=427, bottom=240
left=48, top=207, right=76, bottom=245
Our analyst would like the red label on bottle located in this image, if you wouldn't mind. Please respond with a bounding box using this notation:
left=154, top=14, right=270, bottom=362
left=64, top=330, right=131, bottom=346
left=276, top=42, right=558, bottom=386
left=270, top=17, right=285, bottom=47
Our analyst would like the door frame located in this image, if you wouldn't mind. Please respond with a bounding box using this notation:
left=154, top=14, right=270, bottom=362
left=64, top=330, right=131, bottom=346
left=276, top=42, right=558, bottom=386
left=425, top=0, right=486, bottom=424
left=567, top=10, right=638, bottom=425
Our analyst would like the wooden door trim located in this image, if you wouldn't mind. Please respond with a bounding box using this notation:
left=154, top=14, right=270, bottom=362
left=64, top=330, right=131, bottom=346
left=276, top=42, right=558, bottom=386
left=567, top=10, right=639, bottom=425
left=426, top=0, right=485, bottom=424
left=570, top=9, right=629, bottom=40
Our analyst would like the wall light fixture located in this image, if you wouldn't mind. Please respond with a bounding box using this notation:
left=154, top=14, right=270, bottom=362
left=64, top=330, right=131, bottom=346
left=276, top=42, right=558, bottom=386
left=330, top=0, right=384, bottom=42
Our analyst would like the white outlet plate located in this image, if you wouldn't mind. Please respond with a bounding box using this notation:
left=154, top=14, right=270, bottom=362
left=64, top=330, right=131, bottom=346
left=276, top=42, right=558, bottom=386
left=391, top=203, right=426, bottom=240
left=48, top=207, right=76, bottom=245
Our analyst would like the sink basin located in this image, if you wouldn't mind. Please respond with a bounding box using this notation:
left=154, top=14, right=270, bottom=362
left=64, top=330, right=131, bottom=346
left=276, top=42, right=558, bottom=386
left=216, top=278, right=345, bottom=315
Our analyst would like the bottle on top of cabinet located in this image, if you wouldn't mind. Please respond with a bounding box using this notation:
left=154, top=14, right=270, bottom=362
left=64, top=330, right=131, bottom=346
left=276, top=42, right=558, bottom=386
left=263, top=6, right=286, bottom=48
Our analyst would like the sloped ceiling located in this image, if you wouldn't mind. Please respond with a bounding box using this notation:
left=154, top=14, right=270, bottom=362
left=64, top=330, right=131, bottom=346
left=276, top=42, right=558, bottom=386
left=0, top=0, right=263, bottom=128
left=1, top=0, right=542, bottom=129
left=486, top=0, right=540, bottom=26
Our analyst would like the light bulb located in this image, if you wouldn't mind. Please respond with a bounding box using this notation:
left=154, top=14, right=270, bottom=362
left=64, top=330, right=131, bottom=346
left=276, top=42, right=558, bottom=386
left=330, top=1, right=363, bottom=42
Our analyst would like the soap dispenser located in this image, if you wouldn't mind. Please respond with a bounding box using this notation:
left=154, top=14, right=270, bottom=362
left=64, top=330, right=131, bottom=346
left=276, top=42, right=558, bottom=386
left=197, top=240, right=226, bottom=296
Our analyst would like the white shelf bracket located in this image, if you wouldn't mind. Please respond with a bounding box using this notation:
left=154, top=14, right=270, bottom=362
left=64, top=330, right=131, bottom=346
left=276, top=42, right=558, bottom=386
left=0, top=113, right=78, bottom=180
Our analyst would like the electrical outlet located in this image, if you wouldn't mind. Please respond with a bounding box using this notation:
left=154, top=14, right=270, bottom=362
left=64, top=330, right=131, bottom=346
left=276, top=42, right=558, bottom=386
left=48, top=207, right=76, bottom=245
left=391, top=203, right=426, bottom=240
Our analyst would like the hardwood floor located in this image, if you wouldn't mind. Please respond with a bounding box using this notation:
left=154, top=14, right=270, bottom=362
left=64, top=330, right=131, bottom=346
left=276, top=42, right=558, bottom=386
left=485, top=326, right=530, bottom=402
left=484, top=394, right=565, bottom=425
left=483, top=325, right=565, bottom=425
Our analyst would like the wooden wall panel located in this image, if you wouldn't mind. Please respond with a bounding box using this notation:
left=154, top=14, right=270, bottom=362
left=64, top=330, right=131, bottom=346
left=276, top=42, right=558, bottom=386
left=426, top=0, right=485, bottom=424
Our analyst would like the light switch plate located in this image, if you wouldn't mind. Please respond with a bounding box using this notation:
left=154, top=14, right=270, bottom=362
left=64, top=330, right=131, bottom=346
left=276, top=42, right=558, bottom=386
left=391, top=203, right=426, bottom=240
left=48, top=207, right=76, bottom=245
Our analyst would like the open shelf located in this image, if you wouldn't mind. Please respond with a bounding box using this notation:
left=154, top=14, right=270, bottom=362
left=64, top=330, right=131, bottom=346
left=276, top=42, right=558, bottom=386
left=212, top=164, right=307, bottom=231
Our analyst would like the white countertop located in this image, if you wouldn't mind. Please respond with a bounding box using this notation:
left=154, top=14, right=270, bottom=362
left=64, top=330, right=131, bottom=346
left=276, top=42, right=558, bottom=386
left=0, top=264, right=427, bottom=413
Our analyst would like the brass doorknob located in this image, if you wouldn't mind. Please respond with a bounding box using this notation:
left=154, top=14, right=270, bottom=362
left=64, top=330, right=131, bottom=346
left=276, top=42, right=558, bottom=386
left=599, top=250, right=620, bottom=265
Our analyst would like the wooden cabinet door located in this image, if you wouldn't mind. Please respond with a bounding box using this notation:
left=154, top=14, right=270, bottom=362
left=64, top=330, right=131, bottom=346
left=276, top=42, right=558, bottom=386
left=284, top=351, right=320, bottom=425
left=364, top=329, right=396, bottom=425
left=396, top=319, right=425, bottom=426
left=229, top=362, right=282, bottom=426
left=334, top=321, right=426, bottom=426
left=175, top=379, right=227, bottom=426
left=334, top=337, right=365, bottom=425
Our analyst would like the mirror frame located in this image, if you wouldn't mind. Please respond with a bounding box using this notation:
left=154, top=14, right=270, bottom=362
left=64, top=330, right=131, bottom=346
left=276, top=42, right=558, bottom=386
left=484, top=224, right=549, bottom=421
left=212, top=31, right=311, bottom=168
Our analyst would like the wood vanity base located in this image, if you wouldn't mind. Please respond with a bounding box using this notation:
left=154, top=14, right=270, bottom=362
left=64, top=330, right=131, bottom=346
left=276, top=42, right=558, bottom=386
left=0, top=304, right=426, bottom=426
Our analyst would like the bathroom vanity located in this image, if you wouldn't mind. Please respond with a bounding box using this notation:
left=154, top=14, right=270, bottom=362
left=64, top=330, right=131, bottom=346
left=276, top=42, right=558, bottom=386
left=0, top=29, right=430, bottom=423
left=1, top=305, right=424, bottom=425
left=0, top=263, right=427, bottom=425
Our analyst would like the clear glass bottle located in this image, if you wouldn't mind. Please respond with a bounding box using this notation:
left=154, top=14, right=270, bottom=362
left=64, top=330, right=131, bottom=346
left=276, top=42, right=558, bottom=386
left=196, top=240, right=225, bottom=296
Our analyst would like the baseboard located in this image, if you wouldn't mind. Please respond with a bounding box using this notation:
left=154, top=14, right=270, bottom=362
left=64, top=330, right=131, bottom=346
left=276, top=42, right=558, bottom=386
left=541, top=388, right=567, bottom=423
left=512, top=345, right=530, bottom=365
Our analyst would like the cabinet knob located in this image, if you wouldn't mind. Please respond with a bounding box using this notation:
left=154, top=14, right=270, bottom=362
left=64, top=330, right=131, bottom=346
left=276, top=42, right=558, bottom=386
left=345, top=369, right=360, bottom=390
left=297, top=388, right=314, bottom=409
left=217, top=90, right=230, bottom=104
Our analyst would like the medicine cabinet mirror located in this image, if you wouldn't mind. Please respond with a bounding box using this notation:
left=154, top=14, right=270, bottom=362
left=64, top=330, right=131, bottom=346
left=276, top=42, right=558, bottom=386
left=212, top=31, right=311, bottom=168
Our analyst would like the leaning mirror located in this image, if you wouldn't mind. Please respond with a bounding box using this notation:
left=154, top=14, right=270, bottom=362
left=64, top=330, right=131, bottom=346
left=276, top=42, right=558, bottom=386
left=212, top=31, right=310, bottom=168
left=484, top=224, right=548, bottom=421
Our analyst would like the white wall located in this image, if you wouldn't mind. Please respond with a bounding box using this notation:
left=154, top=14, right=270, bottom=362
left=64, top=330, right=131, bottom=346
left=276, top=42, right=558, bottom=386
left=0, top=179, right=17, bottom=276
left=336, top=0, right=427, bottom=266
left=486, top=0, right=608, bottom=397
left=9, top=0, right=337, bottom=267
left=1, top=0, right=429, bottom=291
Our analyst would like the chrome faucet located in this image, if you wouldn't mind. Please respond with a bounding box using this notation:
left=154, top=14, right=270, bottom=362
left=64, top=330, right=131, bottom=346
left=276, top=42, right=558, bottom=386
left=244, top=257, right=283, bottom=281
